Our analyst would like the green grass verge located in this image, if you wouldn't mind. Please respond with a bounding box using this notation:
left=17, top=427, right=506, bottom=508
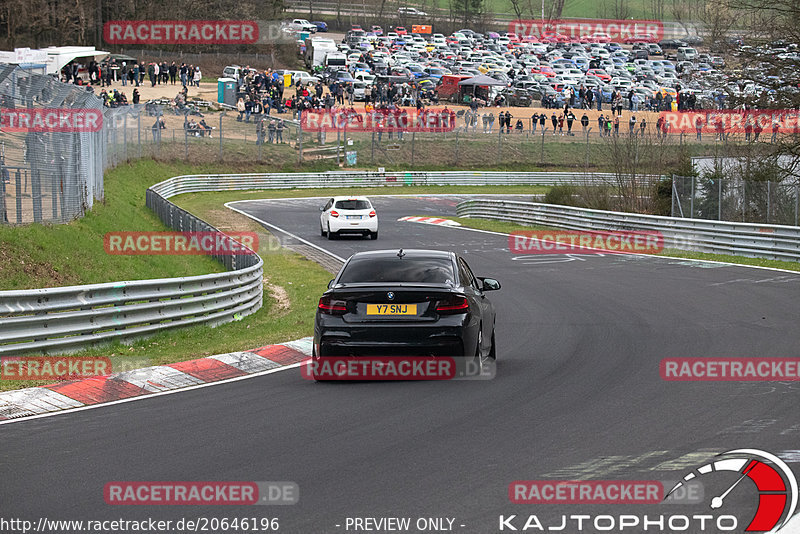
left=448, top=216, right=800, bottom=272
left=0, top=161, right=228, bottom=290
left=173, top=185, right=550, bottom=214
left=0, top=161, right=552, bottom=391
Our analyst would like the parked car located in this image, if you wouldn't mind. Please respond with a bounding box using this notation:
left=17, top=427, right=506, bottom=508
left=291, top=19, right=317, bottom=33
left=398, top=6, right=428, bottom=17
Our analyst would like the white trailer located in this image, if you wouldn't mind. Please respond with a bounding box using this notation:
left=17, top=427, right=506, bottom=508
left=305, top=37, right=337, bottom=69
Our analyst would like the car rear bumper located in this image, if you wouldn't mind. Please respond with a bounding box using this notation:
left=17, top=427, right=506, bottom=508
left=315, top=320, right=472, bottom=357
left=329, top=217, right=378, bottom=233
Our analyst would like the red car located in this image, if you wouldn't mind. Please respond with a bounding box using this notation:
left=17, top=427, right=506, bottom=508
left=533, top=66, right=556, bottom=78
left=395, top=26, right=408, bottom=36
left=586, top=68, right=611, bottom=82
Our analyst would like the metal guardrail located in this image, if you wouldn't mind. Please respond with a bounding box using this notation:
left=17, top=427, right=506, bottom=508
left=0, top=185, right=263, bottom=357
left=0, top=170, right=651, bottom=356
left=147, top=171, right=658, bottom=197
left=457, top=199, right=800, bottom=262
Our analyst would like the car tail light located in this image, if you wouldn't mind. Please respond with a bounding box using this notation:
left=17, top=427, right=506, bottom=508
left=330, top=210, right=339, bottom=218
left=436, top=295, right=469, bottom=314
left=318, top=296, right=347, bottom=315
left=369, top=210, right=376, bottom=218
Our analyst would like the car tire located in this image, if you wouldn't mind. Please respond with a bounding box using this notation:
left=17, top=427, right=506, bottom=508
left=311, top=346, right=325, bottom=382
left=370, top=231, right=378, bottom=240
left=327, top=224, right=336, bottom=240
left=320, top=225, right=326, bottom=237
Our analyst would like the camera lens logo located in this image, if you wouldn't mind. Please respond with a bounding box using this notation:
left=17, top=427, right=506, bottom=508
left=665, top=449, right=797, bottom=532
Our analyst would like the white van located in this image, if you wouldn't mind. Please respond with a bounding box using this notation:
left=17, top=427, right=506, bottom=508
left=676, top=47, right=698, bottom=61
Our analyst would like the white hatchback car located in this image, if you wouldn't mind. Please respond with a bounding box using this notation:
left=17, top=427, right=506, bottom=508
left=320, top=196, right=378, bottom=239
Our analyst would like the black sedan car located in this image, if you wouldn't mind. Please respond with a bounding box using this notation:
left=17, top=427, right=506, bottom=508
left=312, top=249, right=500, bottom=379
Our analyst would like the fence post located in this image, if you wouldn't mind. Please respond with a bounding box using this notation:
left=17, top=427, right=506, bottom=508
left=690, top=174, right=695, bottom=219
left=497, top=129, right=501, bottom=166
left=15, top=170, right=22, bottom=223
left=718, top=177, right=722, bottom=221
left=767, top=180, right=771, bottom=224
left=123, top=113, right=128, bottom=162
left=137, top=113, right=142, bottom=159
left=540, top=127, right=546, bottom=164
left=298, top=111, right=303, bottom=166
left=455, top=131, right=459, bottom=165
left=795, top=184, right=799, bottom=227
left=219, top=111, right=225, bottom=161
left=411, top=132, right=415, bottom=167
left=584, top=128, right=591, bottom=171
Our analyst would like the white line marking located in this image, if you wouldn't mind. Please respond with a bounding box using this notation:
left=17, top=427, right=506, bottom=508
left=440, top=221, right=800, bottom=275
left=0, top=362, right=304, bottom=426
left=225, top=202, right=346, bottom=263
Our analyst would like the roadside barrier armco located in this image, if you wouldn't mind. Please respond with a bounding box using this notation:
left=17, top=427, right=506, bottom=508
left=457, top=199, right=800, bottom=262
left=0, top=171, right=659, bottom=356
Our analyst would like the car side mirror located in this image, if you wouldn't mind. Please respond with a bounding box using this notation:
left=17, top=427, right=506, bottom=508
left=320, top=206, right=325, bottom=211
left=478, top=277, right=501, bottom=291
left=327, top=279, right=335, bottom=288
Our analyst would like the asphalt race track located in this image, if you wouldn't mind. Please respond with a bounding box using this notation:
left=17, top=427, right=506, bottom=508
left=3, top=195, right=800, bottom=533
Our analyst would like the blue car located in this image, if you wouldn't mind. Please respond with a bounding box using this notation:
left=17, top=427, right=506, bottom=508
left=312, top=21, right=328, bottom=32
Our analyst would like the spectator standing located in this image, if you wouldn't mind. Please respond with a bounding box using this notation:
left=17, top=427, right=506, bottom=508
left=193, top=67, right=202, bottom=88
left=581, top=113, right=589, bottom=133
left=169, top=62, right=177, bottom=85
left=276, top=120, right=284, bottom=143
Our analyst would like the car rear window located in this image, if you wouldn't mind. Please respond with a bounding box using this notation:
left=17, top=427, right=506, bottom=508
left=338, top=257, right=455, bottom=284
left=334, top=200, right=371, bottom=210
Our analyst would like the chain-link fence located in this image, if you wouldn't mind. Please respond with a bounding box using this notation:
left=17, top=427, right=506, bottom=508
left=672, top=174, right=800, bottom=226
left=0, top=64, right=106, bottom=224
